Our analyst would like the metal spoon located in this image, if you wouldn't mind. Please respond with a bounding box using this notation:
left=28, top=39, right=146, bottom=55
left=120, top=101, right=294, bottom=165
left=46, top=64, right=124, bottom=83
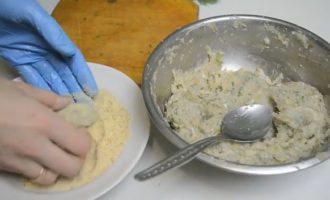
left=135, top=104, right=273, bottom=181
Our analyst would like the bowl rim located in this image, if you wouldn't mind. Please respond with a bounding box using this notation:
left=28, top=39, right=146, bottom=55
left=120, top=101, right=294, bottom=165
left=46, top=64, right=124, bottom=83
left=142, top=14, right=330, bottom=175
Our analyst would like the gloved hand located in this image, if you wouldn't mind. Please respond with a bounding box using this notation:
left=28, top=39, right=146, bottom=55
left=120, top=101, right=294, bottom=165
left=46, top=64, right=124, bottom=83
left=0, top=0, right=98, bottom=99
left=0, top=78, right=91, bottom=185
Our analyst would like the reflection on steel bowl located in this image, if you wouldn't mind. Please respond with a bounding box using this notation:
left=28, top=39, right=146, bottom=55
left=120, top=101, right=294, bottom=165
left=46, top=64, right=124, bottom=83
left=142, top=15, right=330, bottom=175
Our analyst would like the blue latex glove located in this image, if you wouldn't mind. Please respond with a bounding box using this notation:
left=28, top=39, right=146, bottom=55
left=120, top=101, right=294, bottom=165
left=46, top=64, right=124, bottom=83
left=0, top=0, right=98, bottom=99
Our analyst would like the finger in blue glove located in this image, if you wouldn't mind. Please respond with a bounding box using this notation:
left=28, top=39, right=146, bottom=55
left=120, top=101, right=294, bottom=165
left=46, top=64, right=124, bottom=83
left=0, top=0, right=98, bottom=98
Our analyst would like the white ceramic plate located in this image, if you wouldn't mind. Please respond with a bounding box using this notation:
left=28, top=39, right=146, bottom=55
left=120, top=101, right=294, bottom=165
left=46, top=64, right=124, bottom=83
left=0, top=63, right=150, bottom=200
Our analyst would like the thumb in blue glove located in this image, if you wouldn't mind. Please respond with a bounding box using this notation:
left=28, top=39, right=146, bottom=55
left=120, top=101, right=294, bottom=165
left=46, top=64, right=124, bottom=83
left=0, top=0, right=98, bottom=99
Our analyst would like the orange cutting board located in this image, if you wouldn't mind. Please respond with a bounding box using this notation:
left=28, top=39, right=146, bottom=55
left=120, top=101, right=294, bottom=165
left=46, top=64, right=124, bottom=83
left=52, top=0, right=198, bottom=85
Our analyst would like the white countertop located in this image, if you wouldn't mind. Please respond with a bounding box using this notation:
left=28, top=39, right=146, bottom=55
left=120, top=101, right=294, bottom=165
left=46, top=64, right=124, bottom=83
left=7, top=1, right=330, bottom=199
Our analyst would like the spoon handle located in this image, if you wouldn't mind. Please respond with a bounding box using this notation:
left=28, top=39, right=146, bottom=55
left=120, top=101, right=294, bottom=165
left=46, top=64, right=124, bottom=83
left=134, top=136, right=219, bottom=181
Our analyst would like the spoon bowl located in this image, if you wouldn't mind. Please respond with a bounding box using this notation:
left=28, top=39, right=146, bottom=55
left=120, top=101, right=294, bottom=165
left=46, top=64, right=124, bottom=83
left=222, top=104, right=273, bottom=141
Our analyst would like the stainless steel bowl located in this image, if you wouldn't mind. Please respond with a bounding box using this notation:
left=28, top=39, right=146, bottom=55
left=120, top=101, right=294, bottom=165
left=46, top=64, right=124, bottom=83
left=142, top=15, right=330, bottom=175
